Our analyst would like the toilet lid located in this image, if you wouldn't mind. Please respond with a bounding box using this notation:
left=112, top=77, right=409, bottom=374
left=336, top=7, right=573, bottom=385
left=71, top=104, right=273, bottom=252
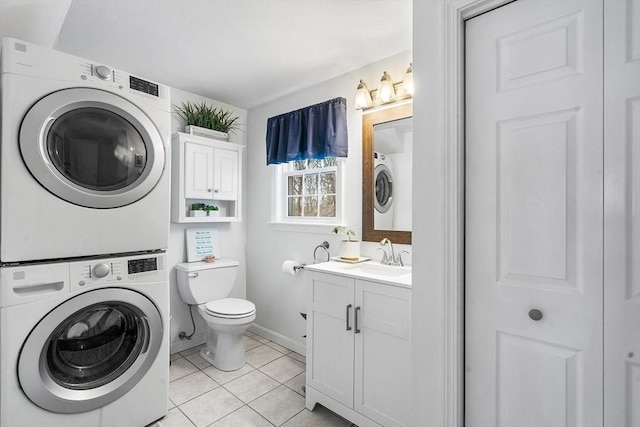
left=204, top=298, right=255, bottom=318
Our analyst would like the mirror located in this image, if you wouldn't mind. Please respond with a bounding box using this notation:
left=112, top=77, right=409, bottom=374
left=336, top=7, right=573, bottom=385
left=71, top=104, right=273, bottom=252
left=362, top=102, right=412, bottom=244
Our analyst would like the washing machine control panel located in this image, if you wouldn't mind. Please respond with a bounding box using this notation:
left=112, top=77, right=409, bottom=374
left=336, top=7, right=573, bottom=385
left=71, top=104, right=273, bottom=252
left=69, top=253, right=166, bottom=290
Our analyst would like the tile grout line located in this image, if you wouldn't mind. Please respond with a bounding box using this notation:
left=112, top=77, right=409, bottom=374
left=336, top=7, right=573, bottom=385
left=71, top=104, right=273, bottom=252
left=169, top=335, right=311, bottom=426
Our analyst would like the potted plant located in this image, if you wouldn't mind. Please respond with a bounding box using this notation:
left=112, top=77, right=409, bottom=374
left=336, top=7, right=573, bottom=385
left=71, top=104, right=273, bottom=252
left=189, top=203, right=206, bottom=217
left=175, top=101, right=240, bottom=140
left=333, top=226, right=360, bottom=261
left=205, top=205, right=220, bottom=217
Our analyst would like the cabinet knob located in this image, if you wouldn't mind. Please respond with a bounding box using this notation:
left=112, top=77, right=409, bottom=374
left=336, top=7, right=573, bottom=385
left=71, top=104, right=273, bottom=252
left=528, top=309, right=543, bottom=321
left=214, top=189, right=220, bottom=193
left=207, top=188, right=213, bottom=192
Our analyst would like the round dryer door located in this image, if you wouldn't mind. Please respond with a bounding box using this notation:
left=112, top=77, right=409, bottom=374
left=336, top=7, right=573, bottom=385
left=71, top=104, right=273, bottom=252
left=374, top=163, right=393, bottom=213
left=20, top=88, right=165, bottom=208
left=18, top=288, right=163, bottom=414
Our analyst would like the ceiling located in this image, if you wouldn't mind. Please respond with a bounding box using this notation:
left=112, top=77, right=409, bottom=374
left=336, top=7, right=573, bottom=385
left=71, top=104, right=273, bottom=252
left=0, top=0, right=412, bottom=109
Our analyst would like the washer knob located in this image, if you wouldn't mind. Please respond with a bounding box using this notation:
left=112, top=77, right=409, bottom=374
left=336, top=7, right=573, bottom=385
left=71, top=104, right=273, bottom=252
left=94, top=65, right=112, bottom=80
left=93, top=263, right=110, bottom=278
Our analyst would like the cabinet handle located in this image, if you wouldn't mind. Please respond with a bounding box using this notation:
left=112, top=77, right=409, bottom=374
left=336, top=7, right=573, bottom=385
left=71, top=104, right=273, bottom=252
left=346, top=304, right=352, bottom=331
left=354, top=306, right=361, bottom=334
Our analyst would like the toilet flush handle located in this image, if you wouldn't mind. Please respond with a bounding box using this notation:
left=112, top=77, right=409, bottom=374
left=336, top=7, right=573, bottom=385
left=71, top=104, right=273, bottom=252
left=188, top=272, right=199, bottom=278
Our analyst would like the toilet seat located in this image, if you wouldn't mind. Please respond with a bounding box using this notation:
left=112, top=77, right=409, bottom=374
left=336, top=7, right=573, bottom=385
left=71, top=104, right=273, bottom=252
left=204, top=298, right=256, bottom=319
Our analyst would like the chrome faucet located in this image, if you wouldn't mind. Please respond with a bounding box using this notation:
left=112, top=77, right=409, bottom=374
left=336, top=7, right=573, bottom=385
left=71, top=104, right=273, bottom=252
left=378, top=238, right=410, bottom=266
left=379, top=238, right=399, bottom=266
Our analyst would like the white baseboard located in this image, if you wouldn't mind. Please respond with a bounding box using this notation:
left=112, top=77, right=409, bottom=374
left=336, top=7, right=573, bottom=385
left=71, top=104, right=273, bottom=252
left=249, top=323, right=306, bottom=356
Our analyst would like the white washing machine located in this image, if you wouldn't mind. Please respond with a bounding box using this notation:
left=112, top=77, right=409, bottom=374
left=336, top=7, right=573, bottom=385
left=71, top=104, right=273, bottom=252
left=0, top=252, right=169, bottom=427
left=0, top=37, right=171, bottom=263
left=373, top=152, right=394, bottom=230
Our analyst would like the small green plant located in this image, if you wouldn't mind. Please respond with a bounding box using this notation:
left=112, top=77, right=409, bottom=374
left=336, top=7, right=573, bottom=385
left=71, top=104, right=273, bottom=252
left=205, top=205, right=219, bottom=212
left=175, top=101, right=241, bottom=134
left=332, top=226, right=356, bottom=242
left=190, top=203, right=206, bottom=211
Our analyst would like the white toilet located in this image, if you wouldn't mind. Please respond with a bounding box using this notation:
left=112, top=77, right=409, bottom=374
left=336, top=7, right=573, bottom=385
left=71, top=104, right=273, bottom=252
left=176, top=259, right=256, bottom=371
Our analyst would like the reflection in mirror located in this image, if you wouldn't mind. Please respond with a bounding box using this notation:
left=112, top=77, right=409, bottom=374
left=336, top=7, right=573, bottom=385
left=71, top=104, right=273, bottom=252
left=362, top=103, right=412, bottom=244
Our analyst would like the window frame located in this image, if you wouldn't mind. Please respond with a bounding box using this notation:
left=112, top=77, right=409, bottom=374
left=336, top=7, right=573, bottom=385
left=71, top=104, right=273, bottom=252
left=271, top=158, right=344, bottom=227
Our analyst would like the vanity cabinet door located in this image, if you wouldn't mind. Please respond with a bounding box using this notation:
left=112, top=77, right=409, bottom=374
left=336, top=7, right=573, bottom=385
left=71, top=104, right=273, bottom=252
left=307, top=272, right=355, bottom=408
left=354, top=280, right=411, bottom=427
left=184, top=141, right=214, bottom=199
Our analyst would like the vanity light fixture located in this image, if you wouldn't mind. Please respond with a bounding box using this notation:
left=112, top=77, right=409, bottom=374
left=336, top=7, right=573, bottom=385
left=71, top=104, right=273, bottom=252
left=354, top=63, right=413, bottom=110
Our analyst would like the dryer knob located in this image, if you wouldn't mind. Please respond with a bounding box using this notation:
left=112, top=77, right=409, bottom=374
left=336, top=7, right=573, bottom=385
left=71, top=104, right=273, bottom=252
left=94, top=65, right=112, bottom=80
left=93, top=263, right=110, bottom=278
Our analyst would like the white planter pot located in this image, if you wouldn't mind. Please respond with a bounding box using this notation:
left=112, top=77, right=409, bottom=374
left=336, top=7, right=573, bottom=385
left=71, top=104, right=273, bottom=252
left=185, top=125, right=229, bottom=141
left=190, top=210, right=206, bottom=217
left=340, top=240, right=361, bottom=261
left=207, top=211, right=220, bottom=217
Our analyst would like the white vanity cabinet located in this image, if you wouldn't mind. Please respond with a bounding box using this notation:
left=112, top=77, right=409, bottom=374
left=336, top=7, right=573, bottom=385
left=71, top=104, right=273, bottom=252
left=172, top=132, right=243, bottom=222
left=306, top=269, right=412, bottom=427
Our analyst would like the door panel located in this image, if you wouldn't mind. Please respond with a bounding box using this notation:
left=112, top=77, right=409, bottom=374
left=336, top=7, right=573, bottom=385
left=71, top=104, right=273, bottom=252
left=213, top=148, right=238, bottom=200
left=307, top=273, right=354, bottom=407
left=184, top=142, right=213, bottom=199
left=465, top=1, right=603, bottom=426
left=355, top=280, right=411, bottom=427
left=604, top=0, right=640, bottom=425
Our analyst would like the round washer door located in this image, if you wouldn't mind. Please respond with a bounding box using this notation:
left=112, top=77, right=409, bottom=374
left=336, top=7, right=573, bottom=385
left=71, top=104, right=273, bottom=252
left=18, top=288, right=163, bottom=414
left=20, top=88, right=165, bottom=208
left=374, top=163, right=393, bottom=213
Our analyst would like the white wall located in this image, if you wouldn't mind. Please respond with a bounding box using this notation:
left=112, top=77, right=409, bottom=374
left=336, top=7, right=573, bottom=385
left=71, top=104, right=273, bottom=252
left=168, top=88, right=248, bottom=353
left=245, top=51, right=412, bottom=355
left=412, top=1, right=449, bottom=426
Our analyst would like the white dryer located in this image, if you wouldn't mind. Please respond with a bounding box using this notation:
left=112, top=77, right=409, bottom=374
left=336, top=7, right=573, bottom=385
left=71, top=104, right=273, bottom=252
left=0, top=38, right=171, bottom=263
left=0, top=252, right=169, bottom=427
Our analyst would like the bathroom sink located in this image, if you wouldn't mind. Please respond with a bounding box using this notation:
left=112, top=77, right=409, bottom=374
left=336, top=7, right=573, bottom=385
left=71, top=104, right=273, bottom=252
left=343, top=262, right=411, bottom=278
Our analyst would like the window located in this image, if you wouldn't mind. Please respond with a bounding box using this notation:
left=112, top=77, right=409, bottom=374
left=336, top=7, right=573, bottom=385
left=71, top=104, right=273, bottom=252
left=275, top=158, right=342, bottom=224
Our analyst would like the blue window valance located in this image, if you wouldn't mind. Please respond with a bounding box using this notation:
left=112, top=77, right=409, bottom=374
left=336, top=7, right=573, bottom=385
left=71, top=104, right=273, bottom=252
left=266, top=97, right=348, bottom=165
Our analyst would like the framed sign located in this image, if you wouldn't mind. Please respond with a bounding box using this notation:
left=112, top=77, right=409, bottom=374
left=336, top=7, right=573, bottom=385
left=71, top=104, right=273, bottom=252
left=186, top=228, right=220, bottom=262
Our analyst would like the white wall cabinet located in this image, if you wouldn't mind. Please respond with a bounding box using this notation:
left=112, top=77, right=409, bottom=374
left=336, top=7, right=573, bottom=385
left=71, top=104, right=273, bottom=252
left=306, top=271, right=411, bottom=427
left=172, top=132, right=243, bottom=222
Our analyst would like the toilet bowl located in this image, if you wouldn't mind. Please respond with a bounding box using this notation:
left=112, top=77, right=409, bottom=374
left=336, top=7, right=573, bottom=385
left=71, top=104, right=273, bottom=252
left=176, top=260, right=256, bottom=371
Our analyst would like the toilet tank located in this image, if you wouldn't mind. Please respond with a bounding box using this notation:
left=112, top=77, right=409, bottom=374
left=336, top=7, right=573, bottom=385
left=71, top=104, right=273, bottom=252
left=175, top=259, right=239, bottom=305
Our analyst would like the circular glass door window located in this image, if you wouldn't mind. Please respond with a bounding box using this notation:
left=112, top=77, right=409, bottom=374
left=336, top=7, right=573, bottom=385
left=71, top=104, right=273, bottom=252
left=47, top=108, right=147, bottom=192
left=46, top=302, right=145, bottom=390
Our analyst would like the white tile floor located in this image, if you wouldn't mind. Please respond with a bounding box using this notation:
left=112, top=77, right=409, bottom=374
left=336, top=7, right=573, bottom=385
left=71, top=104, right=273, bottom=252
left=149, top=331, right=356, bottom=427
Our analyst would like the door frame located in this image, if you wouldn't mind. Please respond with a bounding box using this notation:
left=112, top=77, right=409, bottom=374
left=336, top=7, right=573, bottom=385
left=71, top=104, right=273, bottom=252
left=440, top=1, right=514, bottom=426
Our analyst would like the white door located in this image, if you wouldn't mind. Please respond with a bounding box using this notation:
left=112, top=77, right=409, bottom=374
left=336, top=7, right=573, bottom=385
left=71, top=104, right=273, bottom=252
left=604, top=0, right=640, bottom=425
left=184, top=141, right=214, bottom=199
left=465, top=1, right=604, bottom=426
left=212, top=147, right=238, bottom=201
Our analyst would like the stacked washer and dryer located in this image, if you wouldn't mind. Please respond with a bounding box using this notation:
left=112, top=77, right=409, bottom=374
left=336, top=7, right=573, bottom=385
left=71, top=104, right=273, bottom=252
left=0, top=38, right=171, bottom=426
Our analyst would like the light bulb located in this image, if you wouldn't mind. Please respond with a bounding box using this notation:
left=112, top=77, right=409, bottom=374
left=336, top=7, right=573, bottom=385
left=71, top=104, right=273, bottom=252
left=403, top=63, right=414, bottom=95
left=376, top=71, right=395, bottom=103
left=354, top=79, right=372, bottom=109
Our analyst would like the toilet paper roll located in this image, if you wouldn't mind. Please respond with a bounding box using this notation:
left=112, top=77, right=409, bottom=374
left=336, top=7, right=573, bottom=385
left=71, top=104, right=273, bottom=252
left=282, top=260, right=301, bottom=276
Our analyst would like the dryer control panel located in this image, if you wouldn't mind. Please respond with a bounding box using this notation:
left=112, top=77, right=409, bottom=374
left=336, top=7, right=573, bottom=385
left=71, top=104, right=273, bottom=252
left=69, top=253, right=166, bottom=291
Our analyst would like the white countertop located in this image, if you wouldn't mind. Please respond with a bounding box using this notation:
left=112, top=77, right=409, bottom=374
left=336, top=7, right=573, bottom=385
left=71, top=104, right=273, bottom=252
left=305, top=260, right=412, bottom=288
